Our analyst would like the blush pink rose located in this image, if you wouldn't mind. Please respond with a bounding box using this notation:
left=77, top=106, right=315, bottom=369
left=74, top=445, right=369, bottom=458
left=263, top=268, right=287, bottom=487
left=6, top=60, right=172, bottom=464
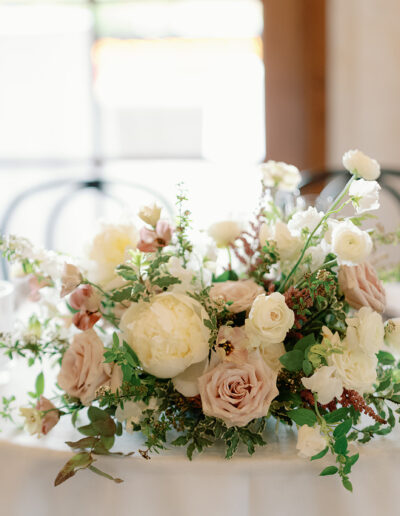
left=58, top=329, right=112, bottom=405
left=338, top=262, right=386, bottom=313
left=210, top=280, right=264, bottom=314
left=60, top=263, right=82, bottom=297
left=198, top=349, right=278, bottom=427
left=36, top=396, right=60, bottom=435
left=137, top=220, right=173, bottom=252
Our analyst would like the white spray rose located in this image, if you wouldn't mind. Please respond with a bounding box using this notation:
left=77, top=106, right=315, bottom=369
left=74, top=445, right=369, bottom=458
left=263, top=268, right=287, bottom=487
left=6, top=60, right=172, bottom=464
left=384, top=318, right=400, bottom=350
left=260, top=161, right=301, bottom=192
left=328, top=345, right=377, bottom=395
left=296, top=425, right=327, bottom=458
left=288, top=207, right=324, bottom=237
left=342, top=149, right=381, bottom=180
left=120, top=292, right=210, bottom=378
left=138, top=203, right=161, bottom=226
left=331, top=220, right=372, bottom=265
left=208, top=221, right=241, bottom=247
left=349, top=179, right=381, bottom=214
left=302, top=366, right=343, bottom=405
left=273, top=221, right=303, bottom=261
left=245, top=292, right=294, bottom=346
left=346, top=306, right=384, bottom=356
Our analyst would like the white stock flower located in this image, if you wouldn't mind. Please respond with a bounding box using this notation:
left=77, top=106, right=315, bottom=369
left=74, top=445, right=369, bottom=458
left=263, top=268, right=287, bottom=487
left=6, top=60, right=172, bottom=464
left=288, top=207, right=324, bottom=237
left=120, top=292, right=210, bottom=378
left=302, top=366, right=343, bottom=405
left=273, top=221, right=303, bottom=261
left=296, top=425, right=327, bottom=458
left=20, top=407, right=42, bottom=436
left=208, top=221, right=241, bottom=247
left=138, top=203, right=161, bottom=226
left=346, top=306, right=384, bottom=356
left=342, top=149, right=381, bottom=180
left=328, top=345, right=377, bottom=395
left=245, top=292, right=294, bottom=346
left=349, top=179, right=381, bottom=214
left=385, top=319, right=400, bottom=350
left=115, top=398, right=158, bottom=431
left=331, top=220, right=372, bottom=265
left=260, top=161, right=301, bottom=192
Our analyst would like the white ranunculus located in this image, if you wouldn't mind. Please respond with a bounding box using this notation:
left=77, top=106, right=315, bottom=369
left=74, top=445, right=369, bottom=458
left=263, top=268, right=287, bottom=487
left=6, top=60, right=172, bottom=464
left=303, top=244, right=327, bottom=273
left=288, top=207, right=324, bottom=237
left=259, top=223, right=273, bottom=246
left=260, top=161, right=301, bottom=192
left=296, top=425, right=327, bottom=458
left=245, top=292, right=294, bottom=346
left=346, top=306, right=384, bottom=356
left=384, top=318, right=400, bottom=350
left=349, top=179, right=380, bottom=214
left=208, top=221, right=241, bottom=247
left=138, top=203, right=161, bottom=226
left=331, top=220, right=372, bottom=265
left=273, top=221, right=303, bottom=261
left=342, top=149, right=381, bottom=180
left=259, top=341, right=286, bottom=372
left=120, top=292, right=210, bottom=378
left=88, top=222, right=138, bottom=284
left=115, top=398, right=158, bottom=432
left=328, top=344, right=377, bottom=395
left=302, top=366, right=343, bottom=405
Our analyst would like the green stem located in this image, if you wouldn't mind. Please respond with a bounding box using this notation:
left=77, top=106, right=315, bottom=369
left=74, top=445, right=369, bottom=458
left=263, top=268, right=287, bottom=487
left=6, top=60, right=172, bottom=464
left=278, top=176, right=355, bottom=293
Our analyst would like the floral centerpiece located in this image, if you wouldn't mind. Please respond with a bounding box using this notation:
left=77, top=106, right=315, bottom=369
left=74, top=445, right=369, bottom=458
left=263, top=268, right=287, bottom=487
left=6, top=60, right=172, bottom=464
left=1, top=149, right=400, bottom=491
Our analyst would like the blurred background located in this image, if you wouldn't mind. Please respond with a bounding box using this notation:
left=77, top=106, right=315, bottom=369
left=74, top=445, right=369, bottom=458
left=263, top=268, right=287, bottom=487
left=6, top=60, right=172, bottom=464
left=0, top=0, right=399, bottom=260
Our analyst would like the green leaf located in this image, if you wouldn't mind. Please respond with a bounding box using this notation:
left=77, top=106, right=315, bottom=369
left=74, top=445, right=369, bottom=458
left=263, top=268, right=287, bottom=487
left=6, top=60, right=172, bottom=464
left=88, top=465, right=123, bottom=484
left=213, top=270, right=238, bottom=283
left=311, top=447, right=329, bottom=461
left=112, top=332, right=120, bottom=348
left=35, top=372, right=44, bottom=397
left=88, top=406, right=109, bottom=423
left=279, top=349, right=304, bottom=372
left=294, top=334, right=315, bottom=352
left=92, top=418, right=116, bottom=438
left=389, top=395, right=400, bottom=404
left=186, top=442, right=196, bottom=460
left=78, top=424, right=98, bottom=437
left=54, top=452, right=93, bottom=486
left=320, top=466, right=338, bottom=476
left=302, top=359, right=313, bottom=376
left=333, top=419, right=352, bottom=439
left=65, top=437, right=97, bottom=450
left=342, top=478, right=353, bottom=492
left=100, top=435, right=115, bottom=450
left=171, top=435, right=189, bottom=447
left=334, top=436, right=348, bottom=455
left=123, top=341, right=140, bottom=367
left=377, top=350, right=395, bottom=366
left=323, top=407, right=348, bottom=423
left=287, top=408, right=317, bottom=427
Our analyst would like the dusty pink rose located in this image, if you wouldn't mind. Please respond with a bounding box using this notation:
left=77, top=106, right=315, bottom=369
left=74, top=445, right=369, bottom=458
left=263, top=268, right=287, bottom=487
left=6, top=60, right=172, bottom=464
left=58, top=329, right=111, bottom=405
left=36, top=396, right=60, bottom=435
left=210, top=280, right=264, bottom=314
left=137, top=220, right=173, bottom=252
left=198, top=349, right=278, bottom=427
left=338, top=262, right=386, bottom=313
left=60, top=263, right=82, bottom=298
left=28, top=275, right=51, bottom=302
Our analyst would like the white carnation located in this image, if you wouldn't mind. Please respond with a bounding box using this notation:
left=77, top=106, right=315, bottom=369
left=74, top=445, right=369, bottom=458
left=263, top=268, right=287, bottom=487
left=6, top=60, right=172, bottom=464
left=346, top=306, right=384, bottom=356
left=342, top=149, right=380, bottom=180
left=296, top=425, right=327, bottom=458
left=331, top=220, right=372, bottom=265
left=288, top=207, right=324, bottom=237
left=349, top=179, right=381, bottom=214
left=260, top=161, right=301, bottom=192
left=302, top=366, right=343, bottom=405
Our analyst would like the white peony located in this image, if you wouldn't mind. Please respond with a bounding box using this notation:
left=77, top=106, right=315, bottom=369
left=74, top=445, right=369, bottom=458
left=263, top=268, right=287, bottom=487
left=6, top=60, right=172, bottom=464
left=115, top=398, right=158, bottom=431
left=349, top=179, right=381, bottom=214
left=120, top=292, right=210, bottom=378
left=384, top=318, right=400, bottom=350
left=88, top=222, right=138, bottom=284
left=342, top=149, right=381, bottom=180
left=331, top=220, right=372, bottom=265
left=259, top=341, right=286, bottom=372
left=260, top=161, right=301, bottom=192
left=245, top=292, right=294, bottom=346
left=208, top=221, right=241, bottom=247
left=345, top=306, right=384, bottom=356
left=328, top=345, right=377, bottom=395
left=288, top=207, right=324, bottom=237
left=273, top=221, right=303, bottom=261
left=138, top=203, right=161, bottom=226
left=302, top=366, right=343, bottom=405
left=296, top=425, right=327, bottom=458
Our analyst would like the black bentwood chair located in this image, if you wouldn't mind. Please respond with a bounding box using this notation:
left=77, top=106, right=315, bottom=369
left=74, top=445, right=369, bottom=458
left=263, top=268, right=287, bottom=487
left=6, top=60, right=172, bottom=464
left=0, top=178, right=174, bottom=279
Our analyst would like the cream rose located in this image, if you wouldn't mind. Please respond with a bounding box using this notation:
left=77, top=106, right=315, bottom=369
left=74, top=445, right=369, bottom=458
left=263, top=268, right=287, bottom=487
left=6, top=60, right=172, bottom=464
left=338, top=262, right=386, bottom=313
left=385, top=318, right=400, bottom=350
left=345, top=306, right=384, bottom=356
left=198, top=349, right=278, bottom=427
left=302, top=366, right=343, bottom=405
left=328, top=345, right=377, bottom=395
left=245, top=292, right=295, bottom=346
left=208, top=221, right=241, bottom=247
left=260, top=161, right=301, bottom=192
left=210, top=280, right=264, bottom=314
left=331, top=220, right=372, bottom=265
left=138, top=203, right=161, bottom=227
left=88, top=222, right=138, bottom=284
left=57, top=329, right=112, bottom=405
left=120, top=292, right=210, bottom=378
left=296, top=425, right=327, bottom=458
left=342, top=149, right=381, bottom=180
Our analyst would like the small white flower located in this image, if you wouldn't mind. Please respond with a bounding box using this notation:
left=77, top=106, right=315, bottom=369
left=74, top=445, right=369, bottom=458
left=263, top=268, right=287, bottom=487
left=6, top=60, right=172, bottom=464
left=349, top=179, right=381, bottom=214
left=342, top=149, right=381, bottom=180
left=385, top=318, right=400, bottom=350
left=138, top=203, right=162, bottom=227
left=208, top=221, right=241, bottom=247
left=302, top=366, right=343, bottom=405
left=296, top=425, right=327, bottom=458
left=288, top=207, right=324, bottom=237
left=115, top=399, right=158, bottom=431
left=331, top=220, right=372, bottom=265
left=20, top=407, right=42, bottom=436
left=346, top=306, right=384, bottom=356
left=260, top=161, right=301, bottom=192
